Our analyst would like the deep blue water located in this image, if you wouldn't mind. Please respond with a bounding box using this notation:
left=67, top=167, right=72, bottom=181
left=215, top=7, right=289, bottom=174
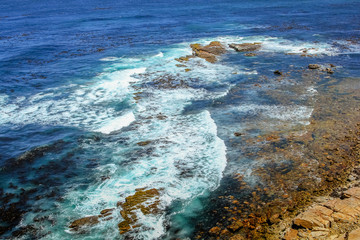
left=1, top=0, right=360, bottom=239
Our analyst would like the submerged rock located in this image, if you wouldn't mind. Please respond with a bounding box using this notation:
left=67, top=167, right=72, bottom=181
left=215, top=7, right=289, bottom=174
left=175, top=55, right=195, bottom=63
left=229, top=42, right=261, bottom=52
left=234, top=132, right=243, bottom=137
left=117, top=188, right=161, bottom=234
left=308, top=64, right=320, bottom=69
left=325, top=68, right=334, bottom=74
left=69, top=208, right=115, bottom=231
left=274, top=70, right=282, bottom=75
left=69, top=216, right=100, bottom=230
left=244, top=53, right=257, bottom=57
left=137, top=141, right=151, bottom=146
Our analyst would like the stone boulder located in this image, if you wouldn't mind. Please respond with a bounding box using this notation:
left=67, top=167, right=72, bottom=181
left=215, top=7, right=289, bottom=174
left=308, top=64, right=320, bottom=69
left=293, top=205, right=333, bottom=229
left=229, top=43, right=261, bottom=52
left=190, top=41, right=227, bottom=63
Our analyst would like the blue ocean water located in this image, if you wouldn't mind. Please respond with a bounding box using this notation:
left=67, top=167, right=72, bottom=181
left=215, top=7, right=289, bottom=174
left=0, top=0, right=360, bottom=239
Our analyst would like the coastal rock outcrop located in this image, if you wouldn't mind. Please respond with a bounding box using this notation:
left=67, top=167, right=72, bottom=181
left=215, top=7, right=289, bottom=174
left=190, top=41, right=226, bottom=63
left=287, top=187, right=360, bottom=239
left=175, top=41, right=226, bottom=64
left=229, top=42, right=261, bottom=52
left=68, top=188, right=161, bottom=235
left=69, top=208, right=114, bottom=231
left=117, top=188, right=161, bottom=234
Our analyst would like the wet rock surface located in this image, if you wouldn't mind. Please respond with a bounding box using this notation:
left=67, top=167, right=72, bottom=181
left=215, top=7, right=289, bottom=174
left=175, top=41, right=226, bottom=64
left=117, top=188, right=161, bottom=234
left=192, top=72, right=360, bottom=239
left=229, top=42, right=262, bottom=52
left=308, top=64, right=321, bottom=69
left=68, top=188, right=161, bottom=235
left=284, top=187, right=360, bottom=239
left=190, top=41, right=227, bottom=63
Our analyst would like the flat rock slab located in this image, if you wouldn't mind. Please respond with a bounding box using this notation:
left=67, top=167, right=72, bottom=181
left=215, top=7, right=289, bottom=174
left=323, top=197, right=360, bottom=218
left=229, top=43, right=261, bottom=52
left=348, top=228, right=360, bottom=240
left=293, top=205, right=333, bottom=229
left=344, top=187, right=360, bottom=199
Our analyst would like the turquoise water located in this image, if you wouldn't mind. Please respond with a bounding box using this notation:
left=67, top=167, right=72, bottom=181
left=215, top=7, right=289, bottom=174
left=0, top=0, right=360, bottom=239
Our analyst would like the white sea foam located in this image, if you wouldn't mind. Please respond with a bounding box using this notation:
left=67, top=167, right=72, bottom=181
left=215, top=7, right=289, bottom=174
left=155, top=52, right=164, bottom=58
left=45, top=40, right=232, bottom=239
left=100, top=56, right=119, bottom=61
left=95, top=112, right=135, bottom=134
left=306, top=86, right=318, bottom=94
left=235, top=104, right=313, bottom=123
left=0, top=68, right=146, bottom=132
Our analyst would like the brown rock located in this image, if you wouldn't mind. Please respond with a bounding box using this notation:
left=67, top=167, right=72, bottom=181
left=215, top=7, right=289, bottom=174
left=69, top=216, right=100, bottom=230
left=270, top=213, right=280, bottom=224
left=137, top=141, right=151, bottom=146
left=117, top=188, right=161, bottom=234
left=229, top=234, right=245, bottom=240
left=311, top=230, right=329, bottom=238
left=326, top=68, right=334, bottom=74
left=274, top=70, right=283, bottom=75
left=100, top=208, right=114, bottom=218
left=284, top=229, right=298, bottom=240
left=229, top=43, right=262, bottom=52
left=323, top=197, right=360, bottom=218
left=220, top=228, right=231, bottom=237
left=100, top=208, right=114, bottom=215
left=332, top=212, right=355, bottom=223
left=333, top=234, right=346, bottom=240
left=293, top=205, right=333, bottom=229
left=234, top=132, right=242, bottom=137
left=190, top=41, right=226, bottom=63
left=228, top=220, right=244, bottom=231
left=175, top=55, right=195, bottom=63
left=244, top=53, right=257, bottom=57
left=343, top=187, right=360, bottom=199
left=118, top=221, right=131, bottom=234
left=348, top=228, right=360, bottom=240
left=308, top=64, right=320, bottom=69
left=209, top=226, right=221, bottom=235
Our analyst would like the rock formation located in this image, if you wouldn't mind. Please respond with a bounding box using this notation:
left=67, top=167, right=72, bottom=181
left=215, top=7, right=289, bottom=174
left=175, top=41, right=226, bottom=64
left=229, top=42, right=262, bottom=52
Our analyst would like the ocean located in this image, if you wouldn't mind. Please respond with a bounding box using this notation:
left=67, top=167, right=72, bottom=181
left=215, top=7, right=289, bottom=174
left=0, top=0, right=360, bottom=239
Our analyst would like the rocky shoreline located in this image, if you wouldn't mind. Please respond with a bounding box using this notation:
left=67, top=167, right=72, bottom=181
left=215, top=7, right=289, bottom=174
left=61, top=42, right=360, bottom=239
left=195, top=74, right=360, bottom=239
left=2, top=40, right=359, bottom=239
left=178, top=41, right=360, bottom=239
